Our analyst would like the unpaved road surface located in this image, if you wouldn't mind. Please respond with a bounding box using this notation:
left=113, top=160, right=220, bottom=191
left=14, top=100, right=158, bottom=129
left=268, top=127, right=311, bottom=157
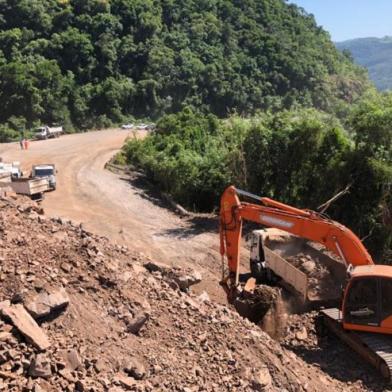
left=0, top=130, right=225, bottom=302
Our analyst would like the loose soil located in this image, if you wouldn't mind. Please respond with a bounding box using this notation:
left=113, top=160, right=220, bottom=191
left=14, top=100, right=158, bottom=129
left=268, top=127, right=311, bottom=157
left=0, top=195, right=372, bottom=391
left=0, top=131, right=226, bottom=304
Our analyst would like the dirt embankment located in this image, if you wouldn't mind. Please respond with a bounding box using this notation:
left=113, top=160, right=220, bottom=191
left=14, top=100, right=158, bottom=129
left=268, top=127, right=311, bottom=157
left=0, top=195, right=369, bottom=391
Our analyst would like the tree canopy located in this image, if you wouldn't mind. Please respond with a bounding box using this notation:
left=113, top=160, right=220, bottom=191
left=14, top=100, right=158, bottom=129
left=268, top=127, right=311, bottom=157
left=0, top=0, right=370, bottom=137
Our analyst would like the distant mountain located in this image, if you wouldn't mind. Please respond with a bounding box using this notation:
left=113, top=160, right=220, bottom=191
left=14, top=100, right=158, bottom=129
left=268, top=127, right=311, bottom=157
left=336, top=37, right=392, bottom=90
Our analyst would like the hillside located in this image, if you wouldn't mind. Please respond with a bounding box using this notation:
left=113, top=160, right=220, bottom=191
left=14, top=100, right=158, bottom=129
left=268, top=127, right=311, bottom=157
left=336, top=36, right=392, bottom=90
left=0, top=0, right=369, bottom=140
left=0, top=194, right=377, bottom=391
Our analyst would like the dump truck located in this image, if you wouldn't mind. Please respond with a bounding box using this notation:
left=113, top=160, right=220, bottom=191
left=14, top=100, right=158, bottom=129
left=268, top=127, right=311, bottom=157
left=31, top=164, right=57, bottom=190
left=7, top=178, right=50, bottom=201
left=0, top=161, right=22, bottom=179
left=250, top=228, right=347, bottom=308
left=33, top=126, right=63, bottom=140
left=219, top=186, right=392, bottom=380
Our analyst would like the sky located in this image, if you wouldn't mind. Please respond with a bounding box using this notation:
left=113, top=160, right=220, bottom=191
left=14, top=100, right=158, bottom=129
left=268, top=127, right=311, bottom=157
left=289, top=0, right=392, bottom=42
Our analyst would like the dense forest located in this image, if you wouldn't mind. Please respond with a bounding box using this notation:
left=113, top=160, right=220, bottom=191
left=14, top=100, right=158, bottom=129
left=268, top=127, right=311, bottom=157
left=0, top=0, right=370, bottom=140
left=336, top=36, right=392, bottom=91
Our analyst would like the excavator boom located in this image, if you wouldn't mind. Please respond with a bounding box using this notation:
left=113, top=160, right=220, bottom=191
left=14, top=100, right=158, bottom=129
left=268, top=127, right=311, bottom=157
left=220, top=186, right=373, bottom=281
left=219, top=186, right=392, bottom=380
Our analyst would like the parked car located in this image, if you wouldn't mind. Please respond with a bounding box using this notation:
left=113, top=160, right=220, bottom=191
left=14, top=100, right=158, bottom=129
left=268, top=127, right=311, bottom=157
left=121, top=123, right=134, bottom=129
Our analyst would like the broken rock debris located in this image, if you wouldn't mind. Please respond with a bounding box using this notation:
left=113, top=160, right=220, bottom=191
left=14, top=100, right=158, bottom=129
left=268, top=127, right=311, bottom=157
left=0, top=194, right=374, bottom=391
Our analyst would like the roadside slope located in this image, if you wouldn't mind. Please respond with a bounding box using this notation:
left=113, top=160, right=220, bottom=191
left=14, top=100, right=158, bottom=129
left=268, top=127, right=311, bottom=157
left=0, top=195, right=368, bottom=391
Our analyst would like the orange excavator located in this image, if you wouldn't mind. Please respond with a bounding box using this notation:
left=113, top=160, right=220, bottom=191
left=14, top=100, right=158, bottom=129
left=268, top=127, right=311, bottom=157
left=220, top=185, right=392, bottom=378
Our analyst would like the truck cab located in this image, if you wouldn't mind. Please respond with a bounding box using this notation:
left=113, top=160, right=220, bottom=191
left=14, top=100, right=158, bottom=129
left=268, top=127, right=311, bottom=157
left=32, top=164, right=57, bottom=190
left=0, top=161, right=22, bottom=179
left=33, top=126, right=48, bottom=140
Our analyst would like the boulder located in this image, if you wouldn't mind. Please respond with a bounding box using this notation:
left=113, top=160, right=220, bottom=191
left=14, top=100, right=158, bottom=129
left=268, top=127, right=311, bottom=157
left=144, top=261, right=202, bottom=291
left=126, top=312, right=149, bottom=334
left=114, top=374, right=137, bottom=390
left=252, top=366, right=272, bottom=391
left=143, top=261, right=170, bottom=274
left=197, top=291, right=210, bottom=302
left=0, top=304, right=50, bottom=350
left=58, top=349, right=82, bottom=371
left=124, top=357, right=146, bottom=380
left=174, top=270, right=202, bottom=291
left=25, top=288, right=69, bottom=319
left=295, top=327, right=308, bottom=341
left=29, top=354, right=52, bottom=378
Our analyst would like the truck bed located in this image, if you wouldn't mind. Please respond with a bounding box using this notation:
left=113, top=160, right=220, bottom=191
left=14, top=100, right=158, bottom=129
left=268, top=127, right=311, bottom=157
left=7, top=178, right=49, bottom=196
left=260, top=229, right=347, bottom=307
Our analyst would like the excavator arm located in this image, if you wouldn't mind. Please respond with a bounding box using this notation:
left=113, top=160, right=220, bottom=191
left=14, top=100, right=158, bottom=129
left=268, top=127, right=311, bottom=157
left=220, top=186, right=373, bottom=283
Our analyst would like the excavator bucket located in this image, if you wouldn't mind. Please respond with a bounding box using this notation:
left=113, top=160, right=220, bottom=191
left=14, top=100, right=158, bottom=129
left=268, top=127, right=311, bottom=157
left=232, top=278, right=287, bottom=339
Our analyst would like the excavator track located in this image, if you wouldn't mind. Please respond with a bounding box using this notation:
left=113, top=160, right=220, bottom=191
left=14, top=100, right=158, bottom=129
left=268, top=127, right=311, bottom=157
left=321, top=308, right=392, bottom=380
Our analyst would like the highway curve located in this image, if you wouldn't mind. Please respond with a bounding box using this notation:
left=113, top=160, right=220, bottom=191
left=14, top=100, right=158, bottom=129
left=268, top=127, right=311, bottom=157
left=0, top=130, right=225, bottom=302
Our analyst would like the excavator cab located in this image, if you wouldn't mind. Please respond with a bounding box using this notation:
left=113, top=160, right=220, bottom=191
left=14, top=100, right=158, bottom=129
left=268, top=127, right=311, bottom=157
left=343, top=268, right=392, bottom=334
left=344, top=277, right=379, bottom=326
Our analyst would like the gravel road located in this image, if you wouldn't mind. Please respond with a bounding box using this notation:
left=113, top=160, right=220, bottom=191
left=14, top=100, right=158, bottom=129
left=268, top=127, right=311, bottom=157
left=0, top=130, right=225, bottom=302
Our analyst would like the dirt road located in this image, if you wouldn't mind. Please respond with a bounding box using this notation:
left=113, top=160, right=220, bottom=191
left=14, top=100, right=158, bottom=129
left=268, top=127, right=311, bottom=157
left=0, top=130, right=225, bottom=301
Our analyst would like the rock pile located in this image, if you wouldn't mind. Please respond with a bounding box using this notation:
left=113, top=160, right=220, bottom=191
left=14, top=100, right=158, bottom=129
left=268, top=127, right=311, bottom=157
left=285, top=253, right=341, bottom=301
left=0, top=196, right=379, bottom=391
